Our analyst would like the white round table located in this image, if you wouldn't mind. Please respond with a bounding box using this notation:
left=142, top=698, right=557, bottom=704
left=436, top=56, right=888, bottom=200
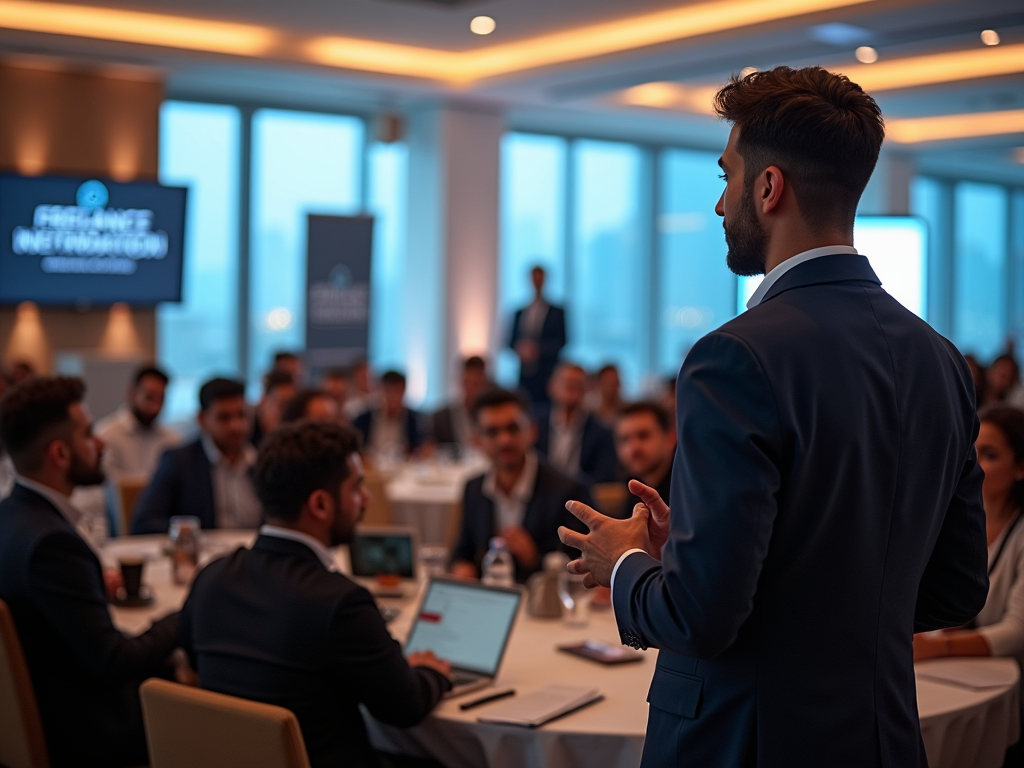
left=384, top=458, right=488, bottom=547
left=105, top=533, right=1021, bottom=768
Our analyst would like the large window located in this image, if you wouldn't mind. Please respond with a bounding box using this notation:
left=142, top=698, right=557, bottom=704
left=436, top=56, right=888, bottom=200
left=158, top=102, right=241, bottom=421
left=953, top=182, right=1008, bottom=359
left=249, top=110, right=364, bottom=384
left=657, top=148, right=733, bottom=375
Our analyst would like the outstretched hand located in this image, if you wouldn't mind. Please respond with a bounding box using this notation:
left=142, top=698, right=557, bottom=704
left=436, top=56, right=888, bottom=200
left=558, top=500, right=652, bottom=589
left=628, top=479, right=671, bottom=560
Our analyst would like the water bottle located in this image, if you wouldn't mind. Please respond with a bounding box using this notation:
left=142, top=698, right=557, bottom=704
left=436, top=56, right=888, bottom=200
left=481, top=537, right=515, bottom=588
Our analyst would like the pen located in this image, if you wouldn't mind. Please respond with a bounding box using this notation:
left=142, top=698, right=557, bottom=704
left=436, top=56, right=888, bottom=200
left=460, top=688, right=516, bottom=710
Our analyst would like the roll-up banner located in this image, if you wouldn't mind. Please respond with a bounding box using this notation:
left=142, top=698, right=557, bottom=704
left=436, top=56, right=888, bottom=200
left=305, top=214, right=374, bottom=376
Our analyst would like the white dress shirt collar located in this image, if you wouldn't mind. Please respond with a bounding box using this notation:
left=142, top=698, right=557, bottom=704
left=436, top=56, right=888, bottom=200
left=14, top=476, right=103, bottom=556
left=259, top=525, right=339, bottom=572
left=202, top=433, right=256, bottom=469
left=746, top=245, right=858, bottom=310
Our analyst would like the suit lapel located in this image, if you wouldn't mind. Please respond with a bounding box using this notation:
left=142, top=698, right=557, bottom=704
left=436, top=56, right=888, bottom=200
left=760, top=253, right=881, bottom=305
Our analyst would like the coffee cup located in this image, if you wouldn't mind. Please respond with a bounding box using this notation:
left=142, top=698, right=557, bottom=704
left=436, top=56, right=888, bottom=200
left=119, top=556, right=145, bottom=599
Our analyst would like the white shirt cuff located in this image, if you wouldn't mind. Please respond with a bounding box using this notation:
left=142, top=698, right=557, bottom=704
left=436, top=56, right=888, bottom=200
left=610, top=548, right=647, bottom=596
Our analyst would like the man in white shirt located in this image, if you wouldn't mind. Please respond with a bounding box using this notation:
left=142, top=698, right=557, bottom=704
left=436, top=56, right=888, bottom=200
left=431, top=356, right=490, bottom=451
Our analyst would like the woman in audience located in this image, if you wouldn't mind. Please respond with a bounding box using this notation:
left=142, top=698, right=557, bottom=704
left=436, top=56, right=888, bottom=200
left=914, top=405, right=1024, bottom=664
left=983, top=354, right=1024, bottom=409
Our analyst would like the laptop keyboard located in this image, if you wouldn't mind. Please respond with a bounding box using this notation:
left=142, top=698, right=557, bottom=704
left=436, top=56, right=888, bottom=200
left=452, top=671, right=480, bottom=686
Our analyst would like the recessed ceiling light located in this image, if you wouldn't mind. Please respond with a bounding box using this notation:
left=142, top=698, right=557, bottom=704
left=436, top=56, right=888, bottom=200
left=740, top=66, right=758, bottom=78
left=470, top=16, right=496, bottom=36
left=981, top=29, right=1001, bottom=46
left=855, top=46, right=878, bottom=64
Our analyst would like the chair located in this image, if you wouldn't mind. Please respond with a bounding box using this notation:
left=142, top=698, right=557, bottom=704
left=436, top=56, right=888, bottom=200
left=139, top=678, right=310, bottom=768
left=361, top=467, right=395, bottom=527
left=0, top=599, right=49, bottom=768
left=117, top=477, right=149, bottom=537
left=591, top=482, right=629, bottom=517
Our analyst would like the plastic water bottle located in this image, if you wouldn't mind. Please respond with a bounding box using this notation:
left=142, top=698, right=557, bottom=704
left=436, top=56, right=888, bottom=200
left=481, top=537, right=515, bottom=588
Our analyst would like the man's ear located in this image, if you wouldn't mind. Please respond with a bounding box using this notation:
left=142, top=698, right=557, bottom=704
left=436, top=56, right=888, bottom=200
left=46, top=439, right=71, bottom=472
left=760, top=166, right=786, bottom=215
left=306, top=489, right=333, bottom=524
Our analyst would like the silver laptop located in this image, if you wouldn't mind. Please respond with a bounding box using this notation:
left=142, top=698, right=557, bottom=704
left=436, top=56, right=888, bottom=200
left=404, top=578, right=522, bottom=697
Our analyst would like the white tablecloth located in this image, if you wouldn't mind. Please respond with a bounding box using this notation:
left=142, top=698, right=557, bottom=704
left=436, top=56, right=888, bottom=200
left=106, top=533, right=1021, bottom=768
left=384, top=458, right=488, bottom=547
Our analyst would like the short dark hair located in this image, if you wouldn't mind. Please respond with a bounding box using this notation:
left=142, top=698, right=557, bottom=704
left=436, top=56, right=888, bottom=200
left=263, top=369, right=294, bottom=397
left=980, top=406, right=1024, bottom=514
left=597, top=364, right=619, bottom=378
left=471, top=387, right=531, bottom=423
left=133, top=364, right=169, bottom=387
left=281, top=389, right=331, bottom=423
left=618, top=401, right=671, bottom=433
left=273, top=351, right=299, bottom=365
left=198, top=377, right=246, bottom=412
left=381, top=370, right=406, bottom=388
left=323, top=367, right=349, bottom=380
left=713, top=66, right=884, bottom=233
left=254, top=421, right=361, bottom=523
left=463, top=356, right=486, bottom=372
left=0, top=376, right=85, bottom=472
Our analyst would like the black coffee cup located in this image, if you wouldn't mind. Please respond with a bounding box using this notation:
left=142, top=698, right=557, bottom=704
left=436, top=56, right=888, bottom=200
left=119, top=557, right=145, bottom=599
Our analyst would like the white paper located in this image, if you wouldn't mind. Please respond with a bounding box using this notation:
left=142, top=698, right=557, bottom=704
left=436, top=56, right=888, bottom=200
left=477, top=684, right=602, bottom=727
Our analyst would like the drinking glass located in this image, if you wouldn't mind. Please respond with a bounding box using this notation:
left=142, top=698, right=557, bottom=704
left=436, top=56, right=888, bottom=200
left=419, top=546, right=449, bottom=582
left=558, top=572, right=595, bottom=627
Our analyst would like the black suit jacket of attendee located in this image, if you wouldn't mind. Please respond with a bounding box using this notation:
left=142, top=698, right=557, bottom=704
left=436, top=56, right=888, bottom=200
left=430, top=403, right=461, bottom=447
left=615, top=455, right=673, bottom=520
left=452, top=458, right=594, bottom=581
left=0, top=484, right=180, bottom=768
left=131, top=438, right=219, bottom=534
left=534, top=404, right=620, bottom=485
left=352, top=407, right=424, bottom=455
left=613, top=253, right=989, bottom=768
left=509, top=304, right=567, bottom=405
left=178, top=534, right=450, bottom=768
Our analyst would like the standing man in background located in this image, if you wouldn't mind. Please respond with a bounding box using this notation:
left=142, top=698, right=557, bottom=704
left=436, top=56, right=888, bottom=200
left=560, top=66, right=988, bottom=767
left=509, top=266, right=566, bottom=406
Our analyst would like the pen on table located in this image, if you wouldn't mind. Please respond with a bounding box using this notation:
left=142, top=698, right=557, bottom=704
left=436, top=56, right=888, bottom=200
left=460, top=688, right=516, bottom=710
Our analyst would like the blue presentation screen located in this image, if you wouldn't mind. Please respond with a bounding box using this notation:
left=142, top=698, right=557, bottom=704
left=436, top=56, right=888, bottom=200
left=0, top=175, right=186, bottom=306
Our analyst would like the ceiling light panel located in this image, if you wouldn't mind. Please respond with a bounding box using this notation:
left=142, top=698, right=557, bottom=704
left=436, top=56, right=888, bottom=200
left=845, top=42, right=1024, bottom=92
left=887, top=109, right=1024, bottom=143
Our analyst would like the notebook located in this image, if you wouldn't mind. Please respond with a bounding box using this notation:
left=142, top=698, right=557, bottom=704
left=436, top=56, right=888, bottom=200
left=476, top=684, right=603, bottom=727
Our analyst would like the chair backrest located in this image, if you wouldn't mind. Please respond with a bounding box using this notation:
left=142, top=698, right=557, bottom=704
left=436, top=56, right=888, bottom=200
left=0, top=599, right=49, bottom=768
left=116, top=478, right=148, bottom=537
left=591, top=482, right=629, bottom=517
left=361, top=467, right=394, bottom=527
left=139, top=678, right=311, bottom=768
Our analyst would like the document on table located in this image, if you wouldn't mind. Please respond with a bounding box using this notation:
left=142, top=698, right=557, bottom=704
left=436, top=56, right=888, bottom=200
left=477, top=685, right=603, bottom=727
left=916, top=660, right=1017, bottom=690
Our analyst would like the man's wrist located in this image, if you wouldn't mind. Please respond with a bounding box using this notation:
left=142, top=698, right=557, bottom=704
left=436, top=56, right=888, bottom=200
left=610, top=548, right=647, bottom=594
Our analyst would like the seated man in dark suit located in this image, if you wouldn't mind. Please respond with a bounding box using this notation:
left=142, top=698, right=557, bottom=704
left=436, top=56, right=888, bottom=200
left=535, top=362, right=619, bottom=484
left=353, top=370, right=423, bottom=460
left=132, top=377, right=260, bottom=534
left=0, top=376, right=180, bottom=768
left=612, top=401, right=675, bottom=519
left=450, top=388, right=591, bottom=582
left=179, top=421, right=452, bottom=768
left=431, top=355, right=490, bottom=451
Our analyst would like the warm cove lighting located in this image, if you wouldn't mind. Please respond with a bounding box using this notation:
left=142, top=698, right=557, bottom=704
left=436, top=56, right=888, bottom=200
left=844, top=42, right=1024, bottom=92
left=620, top=82, right=719, bottom=114
left=0, top=0, right=278, bottom=56
left=0, top=0, right=875, bottom=84
left=887, top=109, right=1024, bottom=144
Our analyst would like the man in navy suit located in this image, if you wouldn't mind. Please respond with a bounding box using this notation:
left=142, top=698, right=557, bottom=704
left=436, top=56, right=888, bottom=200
left=352, top=370, right=424, bottom=459
left=534, top=362, right=618, bottom=484
left=509, top=266, right=567, bottom=405
left=559, top=66, right=988, bottom=767
left=132, top=377, right=260, bottom=533
left=0, top=377, right=180, bottom=767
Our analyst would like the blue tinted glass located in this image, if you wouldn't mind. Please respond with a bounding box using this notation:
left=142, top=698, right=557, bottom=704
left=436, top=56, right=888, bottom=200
left=367, top=142, right=408, bottom=371
left=250, top=110, right=363, bottom=383
left=568, top=140, right=647, bottom=392
left=911, top=177, right=945, bottom=330
left=158, top=101, right=240, bottom=421
left=658, top=148, right=735, bottom=374
left=1010, top=190, right=1024, bottom=346
left=497, top=133, right=567, bottom=386
left=954, top=182, right=1008, bottom=359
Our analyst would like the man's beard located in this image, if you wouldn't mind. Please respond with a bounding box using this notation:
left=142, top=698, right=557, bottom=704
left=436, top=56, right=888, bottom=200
left=328, top=490, right=360, bottom=547
left=724, top=183, right=768, bottom=277
left=68, top=453, right=105, bottom=487
left=132, top=406, right=157, bottom=428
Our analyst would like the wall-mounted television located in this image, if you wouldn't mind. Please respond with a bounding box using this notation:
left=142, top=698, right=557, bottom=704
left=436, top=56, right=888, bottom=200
left=0, top=174, right=186, bottom=306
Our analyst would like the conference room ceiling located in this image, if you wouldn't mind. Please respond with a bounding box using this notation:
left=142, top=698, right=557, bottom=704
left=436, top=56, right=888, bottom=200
left=0, top=0, right=1021, bottom=169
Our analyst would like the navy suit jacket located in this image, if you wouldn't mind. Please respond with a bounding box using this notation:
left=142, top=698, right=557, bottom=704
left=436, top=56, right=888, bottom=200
left=613, top=253, right=988, bottom=768
left=0, top=484, right=179, bottom=768
left=131, top=438, right=219, bottom=534
left=179, top=534, right=449, bottom=768
left=452, top=458, right=593, bottom=581
left=534, top=406, right=619, bottom=484
left=352, top=408, right=424, bottom=455
left=509, top=304, right=567, bottom=404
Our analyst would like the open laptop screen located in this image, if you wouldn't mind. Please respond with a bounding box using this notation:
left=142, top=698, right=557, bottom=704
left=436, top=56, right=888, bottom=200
left=350, top=531, right=415, bottom=578
left=405, top=579, right=522, bottom=676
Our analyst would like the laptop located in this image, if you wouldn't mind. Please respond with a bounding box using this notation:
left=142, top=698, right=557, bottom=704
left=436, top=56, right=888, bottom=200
left=404, top=578, right=523, bottom=697
left=350, top=527, right=418, bottom=580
